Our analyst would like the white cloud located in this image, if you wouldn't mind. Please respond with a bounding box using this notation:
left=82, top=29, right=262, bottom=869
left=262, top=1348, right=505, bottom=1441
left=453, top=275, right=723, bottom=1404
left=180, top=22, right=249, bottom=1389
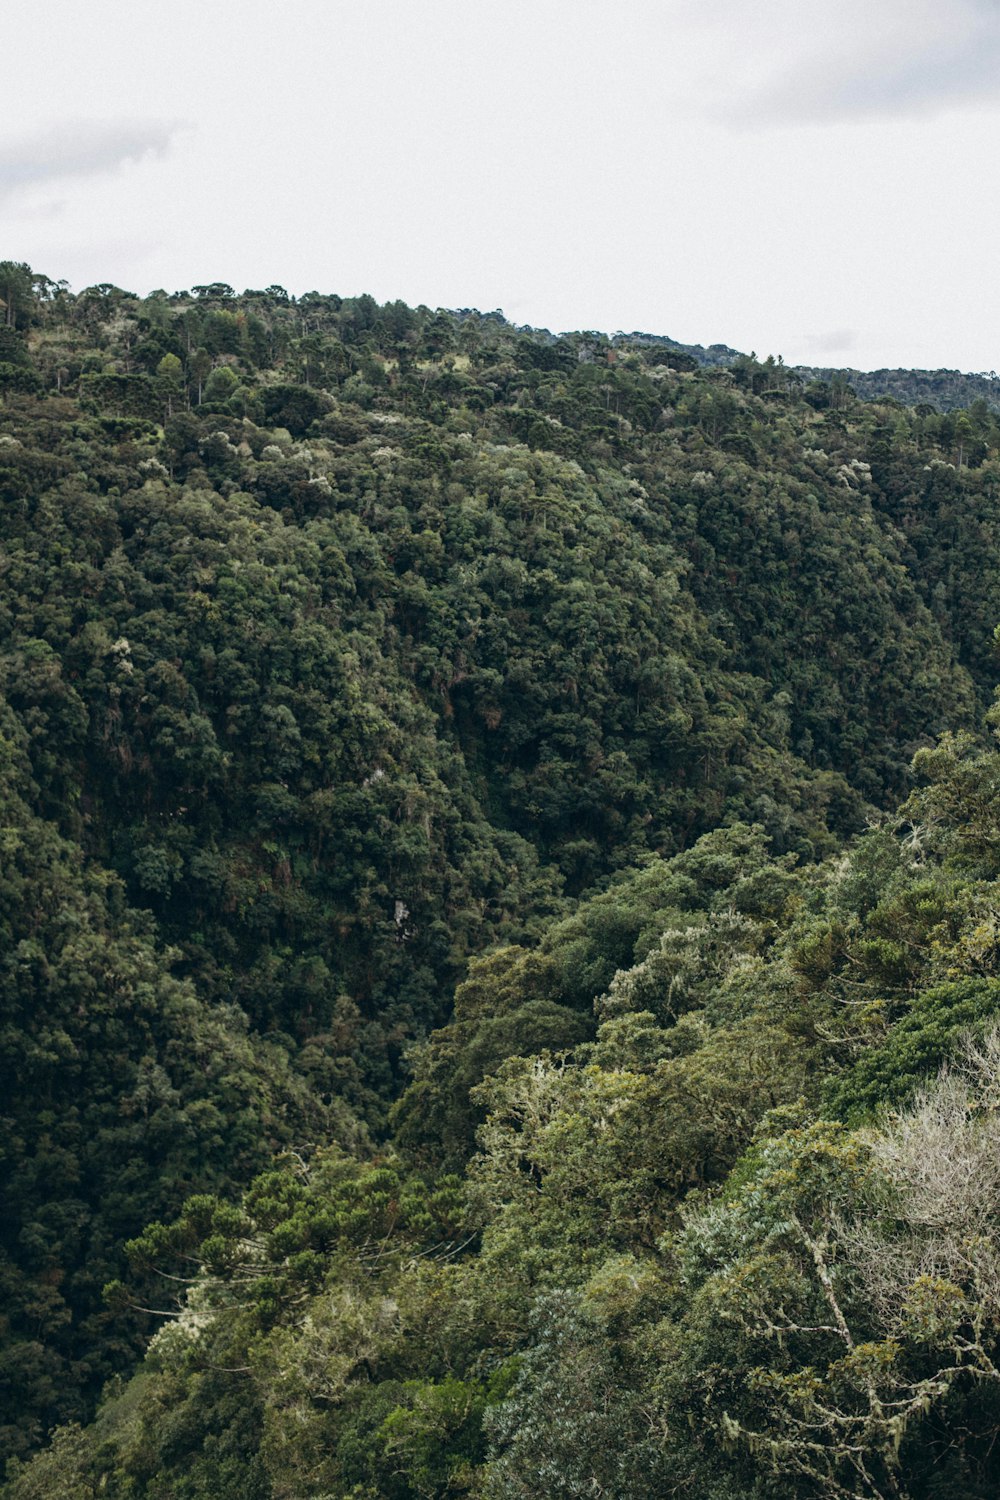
left=0, top=119, right=185, bottom=202
left=725, top=0, right=1000, bottom=125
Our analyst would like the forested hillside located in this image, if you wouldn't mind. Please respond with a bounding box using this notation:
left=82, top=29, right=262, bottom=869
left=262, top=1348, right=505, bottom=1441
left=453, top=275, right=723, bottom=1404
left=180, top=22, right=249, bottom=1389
left=2, top=262, right=1000, bottom=1497
left=616, top=330, right=1000, bottom=414
left=793, top=363, right=1000, bottom=415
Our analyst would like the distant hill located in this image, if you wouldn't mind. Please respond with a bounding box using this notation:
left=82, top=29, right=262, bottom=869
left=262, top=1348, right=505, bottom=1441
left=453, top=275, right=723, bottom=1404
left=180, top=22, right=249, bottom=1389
left=794, top=362, right=1000, bottom=412
left=613, top=330, right=745, bottom=368
left=613, top=331, right=1000, bottom=412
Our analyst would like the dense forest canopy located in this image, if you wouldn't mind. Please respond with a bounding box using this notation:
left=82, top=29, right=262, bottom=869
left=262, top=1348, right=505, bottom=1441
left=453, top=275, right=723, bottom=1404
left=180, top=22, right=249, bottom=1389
left=2, top=259, right=1000, bottom=1496
left=602, top=329, right=1000, bottom=414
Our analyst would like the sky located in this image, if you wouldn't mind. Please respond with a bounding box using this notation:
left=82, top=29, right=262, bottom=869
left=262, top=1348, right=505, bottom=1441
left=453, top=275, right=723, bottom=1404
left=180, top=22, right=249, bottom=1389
left=4, top=0, right=1000, bottom=372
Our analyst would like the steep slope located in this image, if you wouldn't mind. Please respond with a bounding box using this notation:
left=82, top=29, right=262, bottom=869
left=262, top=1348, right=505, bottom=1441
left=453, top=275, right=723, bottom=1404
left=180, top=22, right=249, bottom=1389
left=0, top=265, right=999, bottom=1481
left=9, top=731, right=1000, bottom=1498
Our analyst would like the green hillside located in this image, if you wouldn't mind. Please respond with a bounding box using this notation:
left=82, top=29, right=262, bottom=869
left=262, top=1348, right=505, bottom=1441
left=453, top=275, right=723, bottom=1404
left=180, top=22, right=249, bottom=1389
left=2, top=262, right=1000, bottom=1496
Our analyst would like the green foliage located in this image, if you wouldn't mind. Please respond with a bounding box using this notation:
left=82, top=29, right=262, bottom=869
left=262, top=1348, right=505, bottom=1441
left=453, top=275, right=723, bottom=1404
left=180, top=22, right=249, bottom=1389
left=0, top=691, right=349, bottom=1459
left=482, top=1291, right=674, bottom=1499
left=831, top=978, right=1000, bottom=1119
left=6, top=267, right=1000, bottom=1495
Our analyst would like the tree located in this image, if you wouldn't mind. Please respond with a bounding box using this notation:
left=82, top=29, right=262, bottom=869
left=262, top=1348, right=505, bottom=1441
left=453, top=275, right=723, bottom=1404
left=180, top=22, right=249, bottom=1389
left=155, top=351, right=185, bottom=416
left=189, top=345, right=213, bottom=403
left=0, top=261, right=34, bottom=329
left=675, top=1049, right=1000, bottom=1500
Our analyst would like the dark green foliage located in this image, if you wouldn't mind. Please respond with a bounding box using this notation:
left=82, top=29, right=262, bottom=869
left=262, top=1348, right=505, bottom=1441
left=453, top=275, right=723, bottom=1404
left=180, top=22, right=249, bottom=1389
left=259, top=382, right=331, bottom=433
left=483, top=1293, right=675, bottom=1498
left=797, top=361, right=1000, bottom=413
left=831, top=977, right=1000, bottom=1119
left=0, top=695, right=348, bottom=1460
left=5, top=268, right=1000, bottom=1497
left=9, top=728, right=1000, bottom=1497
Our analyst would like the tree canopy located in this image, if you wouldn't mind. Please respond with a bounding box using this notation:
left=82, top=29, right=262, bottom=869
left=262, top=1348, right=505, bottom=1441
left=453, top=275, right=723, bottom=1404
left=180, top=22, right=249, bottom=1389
left=3, top=269, right=1000, bottom=1497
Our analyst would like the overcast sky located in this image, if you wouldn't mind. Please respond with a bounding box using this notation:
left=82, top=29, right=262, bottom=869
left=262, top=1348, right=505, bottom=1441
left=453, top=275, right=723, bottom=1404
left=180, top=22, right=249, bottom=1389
left=4, top=0, right=1000, bottom=371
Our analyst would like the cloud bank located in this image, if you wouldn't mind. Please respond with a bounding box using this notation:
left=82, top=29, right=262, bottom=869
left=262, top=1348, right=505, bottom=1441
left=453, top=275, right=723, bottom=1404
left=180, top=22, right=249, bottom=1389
left=0, top=119, right=185, bottom=201
left=727, top=0, right=1000, bottom=126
